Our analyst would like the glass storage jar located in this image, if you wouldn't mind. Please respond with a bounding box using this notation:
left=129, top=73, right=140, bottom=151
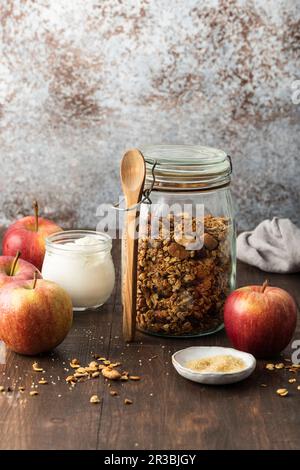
left=133, top=145, right=236, bottom=337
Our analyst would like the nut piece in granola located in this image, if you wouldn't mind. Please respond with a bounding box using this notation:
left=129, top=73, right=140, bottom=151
left=70, top=358, right=80, bottom=369
left=102, top=367, right=122, bottom=380
left=203, top=233, right=218, bottom=251
left=38, top=378, right=48, bottom=385
left=288, top=378, right=296, bottom=384
left=120, top=374, right=129, bottom=381
left=275, top=363, right=285, bottom=370
left=90, top=395, right=101, bottom=404
left=276, top=388, right=289, bottom=397
left=74, top=367, right=89, bottom=378
left=32, top=362, right=43, bottom=372
left=168, top=242, right=190, bottom=260
left=66, top=375, right=76, bottom=384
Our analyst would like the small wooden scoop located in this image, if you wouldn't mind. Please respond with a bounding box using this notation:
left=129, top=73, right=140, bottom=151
left=120, top=149, right=146, bottom=342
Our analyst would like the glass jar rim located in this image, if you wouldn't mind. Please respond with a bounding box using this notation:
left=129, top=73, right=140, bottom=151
left=139, top=144, right=232, bottom=190
left=45, top=230, right=112, bottom=254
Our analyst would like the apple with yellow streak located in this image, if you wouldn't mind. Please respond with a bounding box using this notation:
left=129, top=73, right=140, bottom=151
left=224, top=280, right=297, bottom=358
left=2, top=201, right=62, bottom=271
left=0, top=251, right=42, bottom=287
left=0, top=274, right=73, bottom=355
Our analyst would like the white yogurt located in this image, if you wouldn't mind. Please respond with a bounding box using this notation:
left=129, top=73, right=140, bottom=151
left=42, top=232, right=115, bottom=310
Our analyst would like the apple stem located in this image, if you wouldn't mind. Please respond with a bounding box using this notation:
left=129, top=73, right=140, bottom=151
left=261, top=280, right=269, bottom=293
left=32, top=271, right=38, bottom=290
left=10, top=251, right=21, bottom=276
left=33, top=200, right=39, bottom=232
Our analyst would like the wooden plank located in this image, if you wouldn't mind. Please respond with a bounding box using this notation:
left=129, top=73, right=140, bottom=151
left=0, top=238, right=299, bottom=450
left=97, top=258, right=300, bottom=450
left=0, top=240, right=120, bottom=450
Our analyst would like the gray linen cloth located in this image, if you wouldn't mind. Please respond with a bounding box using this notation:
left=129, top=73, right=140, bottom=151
left=237, top=218, right=300, bottom=273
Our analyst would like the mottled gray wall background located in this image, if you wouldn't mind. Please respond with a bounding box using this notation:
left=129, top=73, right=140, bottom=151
left=0, top=0, right=299, bottom=231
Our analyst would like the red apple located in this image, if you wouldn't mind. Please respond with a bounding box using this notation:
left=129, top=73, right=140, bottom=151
left=0, top=251, right=42, bottom=287
left=0, top=275, right=73, bottom=355
left=224, top=281, right=297, bottom=358
left=2, top=201, right=62, bottom=271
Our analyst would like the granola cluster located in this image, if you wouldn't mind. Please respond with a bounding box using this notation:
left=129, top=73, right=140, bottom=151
left=136, top=213, right=233, bottom=336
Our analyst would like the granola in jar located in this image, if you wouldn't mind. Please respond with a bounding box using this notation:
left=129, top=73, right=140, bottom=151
left=120, top=144, right=236, bottom=338
left=136, top=213, right=232, bottom=336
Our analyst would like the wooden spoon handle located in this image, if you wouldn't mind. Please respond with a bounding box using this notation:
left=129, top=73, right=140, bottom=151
left=122, top=208, right=139, bottom=342
left=120, top=148, right=145, bottom=342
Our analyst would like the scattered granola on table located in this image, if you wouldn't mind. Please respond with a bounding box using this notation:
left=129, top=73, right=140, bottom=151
left=90, top=395, right=101, bottom=404
left=276, top=388, right=289, bottom=397
left=264, top=359, right=300, bottom=395
left=38, top=378, right=48, bottom=385
left=136, top=213, right=233, bottom=336
left=32, top=362, right=43, bottom=372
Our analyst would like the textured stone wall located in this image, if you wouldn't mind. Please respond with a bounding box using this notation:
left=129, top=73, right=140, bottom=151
left=0, top=0, right=299, bottom=231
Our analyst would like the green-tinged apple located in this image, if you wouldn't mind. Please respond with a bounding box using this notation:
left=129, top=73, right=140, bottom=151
left=224, top=281, right=297, bottom=358
left=2, top=201, right=62, bottom=271
left=0, top=274, right=73, bottom=355
left=0, top=251, right=42, bottom=287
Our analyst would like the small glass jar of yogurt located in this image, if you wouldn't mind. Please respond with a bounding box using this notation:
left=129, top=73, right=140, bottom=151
left=42, top=230, right=115, bottom=311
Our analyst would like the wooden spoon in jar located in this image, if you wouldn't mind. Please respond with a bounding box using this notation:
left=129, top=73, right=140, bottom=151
left=120, top=149, right=146, bottom=342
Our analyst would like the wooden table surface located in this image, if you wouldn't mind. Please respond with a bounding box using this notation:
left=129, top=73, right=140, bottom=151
left=0, top=238, right=299, bottom=450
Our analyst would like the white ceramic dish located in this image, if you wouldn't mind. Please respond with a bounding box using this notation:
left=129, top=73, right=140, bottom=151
left=172, top=346, right=256, bottom=385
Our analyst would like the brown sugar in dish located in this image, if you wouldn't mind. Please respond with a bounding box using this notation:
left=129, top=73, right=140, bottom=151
left=186, top=355, right=246, bottom=373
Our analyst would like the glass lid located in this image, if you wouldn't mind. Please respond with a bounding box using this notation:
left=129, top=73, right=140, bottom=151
left=139, top=145, right=232, bottom=190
